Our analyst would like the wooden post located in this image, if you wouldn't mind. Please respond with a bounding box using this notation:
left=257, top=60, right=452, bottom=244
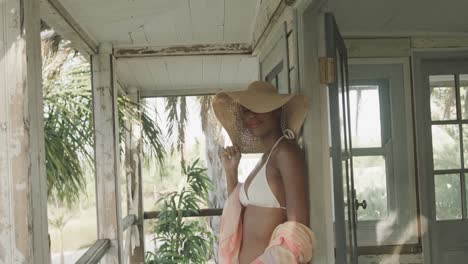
left=92, top=43, right=124, bottom=263
left=125, top=87, right=145, bottom=263
left=296, top=3, right=335, bottom=263
left=0, top=0, right=50, bottom=263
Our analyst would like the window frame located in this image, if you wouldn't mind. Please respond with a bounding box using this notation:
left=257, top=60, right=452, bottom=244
left=428, top=73, right=468, bottom=221
left=348, top=58, right=418, bottom=247
left=350, top=79, right=394, bottom=224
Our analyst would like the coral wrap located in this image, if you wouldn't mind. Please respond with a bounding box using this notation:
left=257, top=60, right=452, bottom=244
left=219, top=184, right=315, bottom=264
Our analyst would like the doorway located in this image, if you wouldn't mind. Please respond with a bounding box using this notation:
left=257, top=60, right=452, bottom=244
left=415, top=54, right=468, bottom=264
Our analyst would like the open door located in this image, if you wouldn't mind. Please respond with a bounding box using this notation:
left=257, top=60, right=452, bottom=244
left=324, top=13, right=359, bottom=264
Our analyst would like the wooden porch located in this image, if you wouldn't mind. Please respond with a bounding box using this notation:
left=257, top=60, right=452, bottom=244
left=2, top=0, right=468, bottom=263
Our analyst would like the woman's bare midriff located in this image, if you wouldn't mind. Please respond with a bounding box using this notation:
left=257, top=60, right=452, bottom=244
left=238, top=205, right=287, bottom=263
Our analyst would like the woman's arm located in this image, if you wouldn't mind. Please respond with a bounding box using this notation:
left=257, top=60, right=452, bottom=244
left=221, top=145, right=241, bottom=196
left=275, top=141, right=309, bottom=225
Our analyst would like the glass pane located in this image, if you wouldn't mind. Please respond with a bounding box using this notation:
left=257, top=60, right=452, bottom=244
left=432, top=125, right=461, bottom=170
left=463, top=124, right=468, bottom=168
left=349, top=85, right=381, bottom=148
left=466, top=174, right=468, bottom=215
left=343, top=160, right=348, bottom=221
left=337, top=53, right=346, bottom=152
left=429, top=75, right=456, bottom=121
left=353, top=156, right=387, bottom=221
left=435, top=174, right=462, bottom=220
left=461, top=74, right=468, bottom=119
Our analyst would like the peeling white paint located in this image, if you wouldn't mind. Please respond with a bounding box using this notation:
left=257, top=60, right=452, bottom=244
left=15, top=182, right=26, bottom=191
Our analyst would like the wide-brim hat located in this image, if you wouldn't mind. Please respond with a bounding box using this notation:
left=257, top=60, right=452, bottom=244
left=212, top=81, right=308, bottom=153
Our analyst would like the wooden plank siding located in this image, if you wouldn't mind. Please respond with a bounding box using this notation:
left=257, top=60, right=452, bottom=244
left=91, top=43, right=124, bottom=264
left=115, top=55, right=258, bottom=97
left=0, top=0, right=50, bottom=263
left=58, top=0, right=258, bottom=48
left=253, top=1, right=299, bottom=91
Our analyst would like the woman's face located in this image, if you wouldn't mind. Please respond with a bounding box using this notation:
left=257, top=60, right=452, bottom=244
left=240, top=105, right=281, bottom=138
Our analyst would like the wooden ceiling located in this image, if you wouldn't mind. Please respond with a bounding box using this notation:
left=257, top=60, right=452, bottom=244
left=58, top=0, right=260, bottom=48
left=115, top=55, right=258, bottom=97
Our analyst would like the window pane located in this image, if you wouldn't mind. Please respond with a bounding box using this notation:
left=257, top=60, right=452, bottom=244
left=353, top=156, right=387, bottom=221
left=349, top=85, right=381, bottom=148
left=432, top=125, right=461, bottom=170
left=430, top=75, right=456, bottom=121
left=466, top=174, right=468, bottom=215
left=343, top=160, right=349, bottom=221
left=338, top=68, right=346, bottom=151
left=435, top=174, right=462, bottom=220
left=461, top=74, right=468, bottom=119
left=462, top=124, right=468, bottom=168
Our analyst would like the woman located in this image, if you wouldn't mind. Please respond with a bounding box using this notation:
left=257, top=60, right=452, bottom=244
left=212, top=81, right=315, bottom=264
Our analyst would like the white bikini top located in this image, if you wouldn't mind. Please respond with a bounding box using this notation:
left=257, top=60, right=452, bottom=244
left=239, top=136, right=287, bottom=210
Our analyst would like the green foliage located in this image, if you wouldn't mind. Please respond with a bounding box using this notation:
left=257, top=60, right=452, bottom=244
left=145, top=160, right=214, bottom=264
left=164, top=96, right=188, bottom=164
left=44, top=58, right=93, bottom=206
left=42, top=37, right=166, bottom=206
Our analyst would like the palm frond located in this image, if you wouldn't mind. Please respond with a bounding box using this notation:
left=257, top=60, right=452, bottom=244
left=42, top=28, right=167, bottom=206
left=198, top=96, right=213, bottom=133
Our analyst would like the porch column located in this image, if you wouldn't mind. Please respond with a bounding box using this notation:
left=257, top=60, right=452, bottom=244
left=126, top=87, right=145, bottom=263
left=0, top=0, right=50, bottom=263
left=92, top=43, right=124, bottom=263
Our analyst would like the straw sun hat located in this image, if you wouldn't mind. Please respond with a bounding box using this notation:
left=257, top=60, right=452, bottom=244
left=212, top=81, right=308, bottom=153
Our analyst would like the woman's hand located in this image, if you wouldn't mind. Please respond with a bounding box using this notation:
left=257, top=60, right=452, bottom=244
left=221, top=145, right=241, bottom=174
left=222, top=145, right=241, bottom=195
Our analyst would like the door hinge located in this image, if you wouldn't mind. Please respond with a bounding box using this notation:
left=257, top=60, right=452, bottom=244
left=319, top=57, right=336, bottom=84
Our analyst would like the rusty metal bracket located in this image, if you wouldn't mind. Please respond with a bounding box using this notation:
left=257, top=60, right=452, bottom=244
left=319, top=57, right=336, bottom=84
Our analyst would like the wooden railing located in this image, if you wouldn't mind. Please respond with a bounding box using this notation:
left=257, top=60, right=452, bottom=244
left=74, top=214, right=137, bottom=264
left=122, top=214, right=137, bottom=231
left=75, top=239, right=111, bottom=264
left=74, top=209, right=221, bottom=263
left=143, top=208, right=223, bottom=220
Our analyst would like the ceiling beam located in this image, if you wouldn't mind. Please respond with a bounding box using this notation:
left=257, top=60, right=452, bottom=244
left=138, top=84, right=251, bottom=98
left=113, top=43, right=252, bottom=58
left=40, top=0, right=98, bottom=57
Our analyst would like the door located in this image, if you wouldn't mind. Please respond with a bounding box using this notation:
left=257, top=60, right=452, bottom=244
left=348, top=61, right=419, bottom=247
left=420, top=59, right=468, bottom=264
left=325, top=13, right=358, bottom=264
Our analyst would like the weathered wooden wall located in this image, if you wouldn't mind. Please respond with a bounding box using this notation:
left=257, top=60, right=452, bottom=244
left=253, top=2, right=337, bottom=264
left=0, top=0, right=50, bottom=263
left=294, top=3, right=337, bottom=263
left=253, top=0, right=299, bottom=90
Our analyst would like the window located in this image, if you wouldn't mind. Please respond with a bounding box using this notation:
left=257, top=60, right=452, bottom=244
left=350, top=81, right=391, bottom=221
left=349, top=61, right=418, bottom=247
left=429, top=74, right=468, bottom=220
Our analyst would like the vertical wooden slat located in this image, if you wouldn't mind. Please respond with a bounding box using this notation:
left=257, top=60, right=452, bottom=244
left=125, top=87, right=145, bottom=264
left=0, top=0, right=50, bottom=263
left=92, top=43, right=123, bottom=264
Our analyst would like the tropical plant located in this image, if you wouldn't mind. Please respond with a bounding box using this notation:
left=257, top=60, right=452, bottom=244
left=42, top=27, right=165, bottom=206
left=145, top=159, right=215, bottom=264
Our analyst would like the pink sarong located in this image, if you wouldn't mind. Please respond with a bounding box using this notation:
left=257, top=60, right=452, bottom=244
left=219, top=184, right=315, bottom=264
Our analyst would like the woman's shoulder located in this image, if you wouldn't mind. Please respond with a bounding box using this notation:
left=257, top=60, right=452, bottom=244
left=274, top=138, right=304, bottom=160
left=277, top=137, right=302, bottom=151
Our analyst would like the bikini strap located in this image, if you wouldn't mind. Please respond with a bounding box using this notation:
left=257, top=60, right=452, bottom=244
left=265, top=136, right=286, bottom=162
